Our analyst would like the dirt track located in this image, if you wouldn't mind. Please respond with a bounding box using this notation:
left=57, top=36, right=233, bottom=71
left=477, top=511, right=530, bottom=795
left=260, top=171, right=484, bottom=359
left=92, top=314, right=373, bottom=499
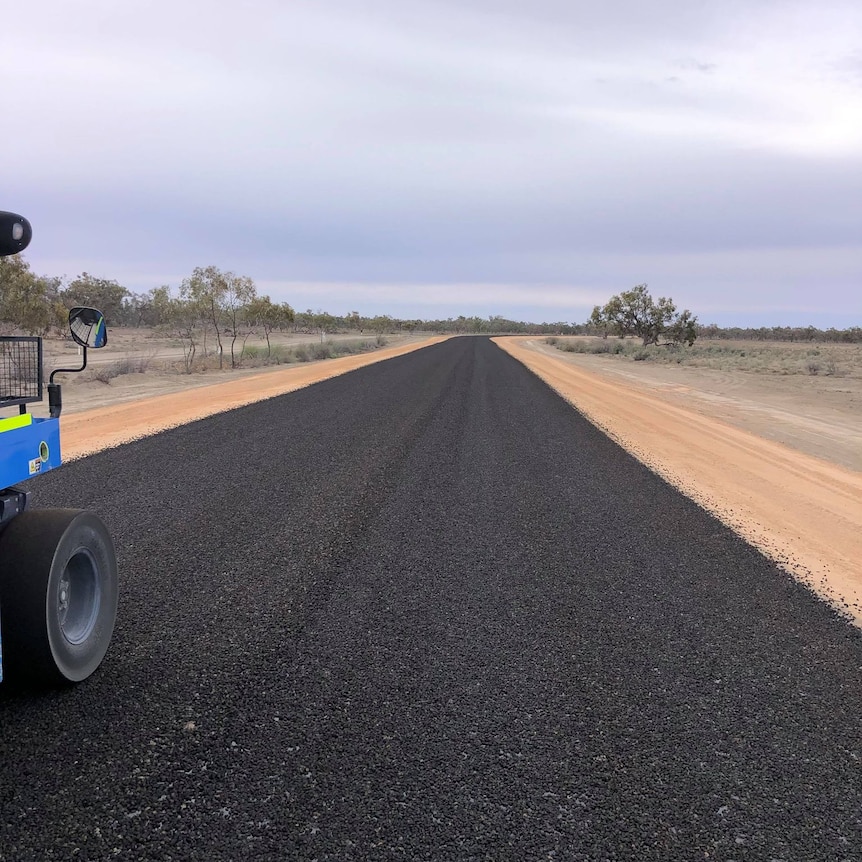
left=495, top=337, right=862, bottom=624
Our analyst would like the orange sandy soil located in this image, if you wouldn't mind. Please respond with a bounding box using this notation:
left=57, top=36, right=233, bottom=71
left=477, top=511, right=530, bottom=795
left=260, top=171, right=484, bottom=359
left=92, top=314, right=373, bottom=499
left=495, top=337, right=862, bottom=627
left=49, top=332, right=861, bottom=626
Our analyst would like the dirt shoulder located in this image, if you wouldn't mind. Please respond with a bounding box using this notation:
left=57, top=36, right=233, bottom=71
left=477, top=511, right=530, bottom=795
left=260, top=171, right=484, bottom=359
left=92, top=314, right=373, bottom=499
left=40, top=332, right=428, bottom=416
left=525, top=338, right=862, bottom=472
left=59, top=337, right=448, bottom=460
left=496, top=337, right=862, bottom=626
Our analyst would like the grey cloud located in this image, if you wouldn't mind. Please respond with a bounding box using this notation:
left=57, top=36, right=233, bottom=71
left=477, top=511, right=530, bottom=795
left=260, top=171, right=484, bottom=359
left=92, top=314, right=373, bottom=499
left=4, top=0, right=861, bottom=327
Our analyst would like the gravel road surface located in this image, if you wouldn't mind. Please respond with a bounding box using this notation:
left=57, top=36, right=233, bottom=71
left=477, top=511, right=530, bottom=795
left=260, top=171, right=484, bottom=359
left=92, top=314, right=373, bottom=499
left=2, top=336, right=861, bottom=861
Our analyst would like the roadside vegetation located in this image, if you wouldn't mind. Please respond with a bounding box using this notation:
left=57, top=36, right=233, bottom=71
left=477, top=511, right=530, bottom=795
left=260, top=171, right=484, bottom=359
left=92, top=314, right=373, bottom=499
left=81, top=336, right=390, bottom=384
left=545, top=337, right=862, bottom=378
left=2, top=255, right=859, bottom=383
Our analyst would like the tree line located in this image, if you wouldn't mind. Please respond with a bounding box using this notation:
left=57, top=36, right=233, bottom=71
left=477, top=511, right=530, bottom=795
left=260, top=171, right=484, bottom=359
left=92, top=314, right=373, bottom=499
left=693, top=323, right=862, bottom=343
left=1, top=255, right=858, bottom=346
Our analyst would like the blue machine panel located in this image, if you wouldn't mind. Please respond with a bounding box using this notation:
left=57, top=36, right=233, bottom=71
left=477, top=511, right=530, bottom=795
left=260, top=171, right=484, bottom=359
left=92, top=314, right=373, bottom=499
left=0, top=416, right=62, bottom=488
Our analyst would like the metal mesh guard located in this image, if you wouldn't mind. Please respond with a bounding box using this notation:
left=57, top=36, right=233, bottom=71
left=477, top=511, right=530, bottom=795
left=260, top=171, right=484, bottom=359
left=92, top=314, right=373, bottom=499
left=0, top=337, right=43, bottom=406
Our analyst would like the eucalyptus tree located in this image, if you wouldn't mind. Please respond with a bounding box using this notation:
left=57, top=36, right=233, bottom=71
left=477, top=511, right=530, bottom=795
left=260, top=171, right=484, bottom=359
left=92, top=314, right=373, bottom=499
left=245, top=296, right=295, bottom=359
left=0, top=255, right=64, bottom=335
left=61, top=273, right=129, bottom=326
left=590, top=284, right=698, bottom=346
left=180, top=266, right=257, bottom=368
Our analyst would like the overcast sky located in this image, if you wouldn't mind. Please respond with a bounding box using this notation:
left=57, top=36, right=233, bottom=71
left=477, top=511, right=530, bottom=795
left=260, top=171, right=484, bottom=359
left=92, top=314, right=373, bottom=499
left=4, top=1, right=861, bottom=326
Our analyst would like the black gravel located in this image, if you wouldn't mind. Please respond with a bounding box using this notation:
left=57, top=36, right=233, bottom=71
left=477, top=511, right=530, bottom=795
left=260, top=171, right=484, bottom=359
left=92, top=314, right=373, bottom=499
left=1, top=336, right=861, bottom=861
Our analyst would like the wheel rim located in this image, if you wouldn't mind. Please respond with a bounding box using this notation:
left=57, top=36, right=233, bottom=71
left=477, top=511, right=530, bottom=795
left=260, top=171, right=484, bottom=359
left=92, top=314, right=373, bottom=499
left=57, top=548, right=101, bottom=645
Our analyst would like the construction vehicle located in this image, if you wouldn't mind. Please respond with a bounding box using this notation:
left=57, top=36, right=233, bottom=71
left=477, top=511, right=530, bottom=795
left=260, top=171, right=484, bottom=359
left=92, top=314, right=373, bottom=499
left=0, top=211, right=118, bottom=685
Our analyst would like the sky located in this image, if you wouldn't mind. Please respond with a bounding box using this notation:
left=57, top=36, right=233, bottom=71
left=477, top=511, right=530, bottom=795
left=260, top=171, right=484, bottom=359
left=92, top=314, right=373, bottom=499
left=3, top=0, right=861, bottom=327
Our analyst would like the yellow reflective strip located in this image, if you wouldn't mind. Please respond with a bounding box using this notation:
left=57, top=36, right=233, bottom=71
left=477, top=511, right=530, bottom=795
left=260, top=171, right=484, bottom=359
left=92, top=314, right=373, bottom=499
left=0, top=413, right=33, bottom=434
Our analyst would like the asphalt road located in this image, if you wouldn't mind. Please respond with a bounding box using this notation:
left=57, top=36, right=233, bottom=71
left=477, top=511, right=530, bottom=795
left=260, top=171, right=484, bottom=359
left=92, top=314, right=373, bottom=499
left=2, top=336, right=861, bottom=861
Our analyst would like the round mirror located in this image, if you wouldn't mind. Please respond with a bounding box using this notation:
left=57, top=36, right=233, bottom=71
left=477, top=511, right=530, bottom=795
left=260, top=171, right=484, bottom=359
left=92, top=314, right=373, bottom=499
left=69, top=307, right=108, bottom=349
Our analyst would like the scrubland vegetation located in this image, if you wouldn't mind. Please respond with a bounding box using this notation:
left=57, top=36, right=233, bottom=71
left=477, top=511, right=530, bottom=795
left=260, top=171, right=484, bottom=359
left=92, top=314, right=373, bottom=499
left=2, top=254, right=859, bottom=382
left=545, top=336, right=862, bottom=378
left=81, top=336, right=390, bottom=385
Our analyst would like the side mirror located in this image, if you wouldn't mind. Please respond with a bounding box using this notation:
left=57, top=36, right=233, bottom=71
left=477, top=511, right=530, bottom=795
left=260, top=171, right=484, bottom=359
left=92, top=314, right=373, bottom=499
left=0, top=211, right=32, bottom=257
left=48, top=308, right=108, bottom=418
left=69, top=307, right=108, bottom=349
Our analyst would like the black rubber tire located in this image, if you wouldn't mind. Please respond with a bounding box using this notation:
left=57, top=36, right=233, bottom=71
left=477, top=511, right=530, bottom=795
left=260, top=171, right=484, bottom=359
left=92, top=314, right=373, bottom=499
left=0, top=509, right=118, bottom=685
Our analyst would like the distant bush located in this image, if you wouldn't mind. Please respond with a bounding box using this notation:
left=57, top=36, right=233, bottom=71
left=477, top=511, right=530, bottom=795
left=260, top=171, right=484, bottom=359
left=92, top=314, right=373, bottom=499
left=86, top=355, right=153, bottom=384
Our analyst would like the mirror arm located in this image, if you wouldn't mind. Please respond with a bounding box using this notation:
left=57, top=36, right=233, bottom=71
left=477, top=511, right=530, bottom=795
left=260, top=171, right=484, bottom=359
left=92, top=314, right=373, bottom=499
left=48, top=346, right=91, bottom=417
left=49, top=346, right=88, bottom=384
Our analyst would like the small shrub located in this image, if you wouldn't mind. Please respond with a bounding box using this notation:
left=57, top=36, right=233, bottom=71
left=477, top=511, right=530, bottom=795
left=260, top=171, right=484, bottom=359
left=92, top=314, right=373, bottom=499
left=89, top=364, right=119, bottom=384
left=632, top=349, right=650, bottom=361
left=87, top=355, right=152, bottom=384
left=806, top=361, right=820, bottom=375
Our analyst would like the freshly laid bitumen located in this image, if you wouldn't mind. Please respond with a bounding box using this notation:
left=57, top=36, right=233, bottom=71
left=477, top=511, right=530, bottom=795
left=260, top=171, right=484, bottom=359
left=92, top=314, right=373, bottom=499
left=1, top=337, right=861, bottom=861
